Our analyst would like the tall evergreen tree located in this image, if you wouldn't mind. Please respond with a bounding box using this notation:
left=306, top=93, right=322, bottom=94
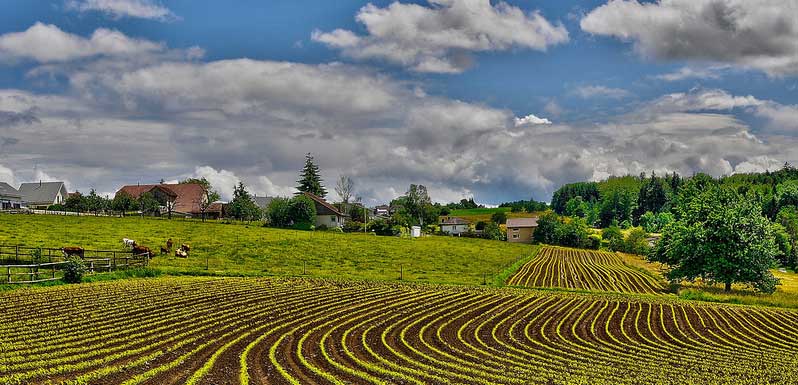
left=296, top=153, right=326, bottom=198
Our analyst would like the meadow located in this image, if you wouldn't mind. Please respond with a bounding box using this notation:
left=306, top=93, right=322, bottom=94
left=0, top=213, right=534, bottom=286
left=445, top=207, right=541, bottom=224
left=2, top=277, right=797, bottom=385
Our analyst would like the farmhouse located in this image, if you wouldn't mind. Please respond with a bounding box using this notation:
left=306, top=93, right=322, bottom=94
left=506, top=217, right=538, bottom=243
left=0, top=182, right=22, bottom=209
left=115, top=183, right=223, bottom=217
left=303, top=192, right=347, bottom=228
left=18, top=181, right=68, bottom=209
left=440, top=217, right=470, bottom=235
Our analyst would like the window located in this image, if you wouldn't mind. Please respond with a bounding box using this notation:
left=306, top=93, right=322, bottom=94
left=331, top=216, right=337, bottom=222
left=512, top=234, right=519, bottom=239
left=512, top=228, right=519, bottom=233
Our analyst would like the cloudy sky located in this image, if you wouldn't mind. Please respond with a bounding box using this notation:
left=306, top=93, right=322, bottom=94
left=1, top=0, right=798, bottom=205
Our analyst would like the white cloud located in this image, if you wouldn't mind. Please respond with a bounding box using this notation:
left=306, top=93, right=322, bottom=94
left=0, top=23, right=163, bottom=63
left=573, top=85, right=631, bottom=99
left=191, top=166, right=241, bottom=201
left=581, top=0, right=798, bottom=76
left=654, top=66, right=729, bottom=82
left=0, top=164, right=16, bottom=186
left=313, top=0, right=569, bottom=73
left=65, top=0, right=176, bottom=21
left=514, top=114, right=552, bottom=126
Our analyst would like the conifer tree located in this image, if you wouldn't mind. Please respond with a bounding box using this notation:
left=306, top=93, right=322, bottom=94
left=296, top=153, right=326, bottom=198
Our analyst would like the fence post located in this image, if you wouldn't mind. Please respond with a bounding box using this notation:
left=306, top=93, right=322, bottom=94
left=15, top=245, right=18, bottom=260
left=399, top=264, right=403, bottom=280
left=6, top=266, right=10, bottom=284
left=303, top=260, right=306, bottom=275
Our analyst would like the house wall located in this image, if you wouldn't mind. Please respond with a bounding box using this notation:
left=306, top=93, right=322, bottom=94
left=315, top=214, right=344, bottom=228
left=441, top=224, right=469, bottom=234
left=0, top=196, right=21, bottom=209
left=508, top=227, right=535, bottom=243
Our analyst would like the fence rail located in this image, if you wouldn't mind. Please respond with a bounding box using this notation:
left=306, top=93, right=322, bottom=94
left=0, top=245, right=150, bottom=284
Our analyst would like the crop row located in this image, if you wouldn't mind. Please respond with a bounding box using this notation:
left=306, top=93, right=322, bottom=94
left=506, top=246, right=665, bottom=294
left=1, top=277, right=796, bottom=385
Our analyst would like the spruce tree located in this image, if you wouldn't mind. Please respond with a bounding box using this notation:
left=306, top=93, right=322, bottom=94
left=296, top=153, right=326, bottom=198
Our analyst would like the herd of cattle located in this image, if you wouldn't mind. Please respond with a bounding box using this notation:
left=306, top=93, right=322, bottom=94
left=60, top=238, right=190, bottom=259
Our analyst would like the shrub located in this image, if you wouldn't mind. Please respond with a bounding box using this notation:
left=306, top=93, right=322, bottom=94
left=475, top=221, right=487, bottom=231
left=266, top=197, right=292, bottom=227
left=490, top=211, right=507, bottom=224
left=603, top=226, right=624, bottom=252
left=62, top=256, right=87, bottom=284
left=369, top=218, right=401, bottom=236
left=342, top=221, right=365, bottom=233
left=587, top=234, right=602, bottom=250
left=316, top=224, right=329, bottom=231
left=289, top=195, right=317, bottom=227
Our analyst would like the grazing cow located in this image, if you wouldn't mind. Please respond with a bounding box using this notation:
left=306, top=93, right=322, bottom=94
left=131, top=245, right=154, bottom=258
left=160, top=246, right=168, bottom=255
left=180, top=244, right=190, bottom=252
left=166, top=238, right=173, bottom=251
left=175, top=248, right=188, bottom=258
left=122, top=238, right=136, bottom=248
left=62, top=247, right=84, bottom=258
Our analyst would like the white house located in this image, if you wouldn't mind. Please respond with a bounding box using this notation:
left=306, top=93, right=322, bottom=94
left=303, top=192, right=347, bottom=228
left=18, top=181, right=68, bottom=209
left=440, top=217, right=470, bottom=235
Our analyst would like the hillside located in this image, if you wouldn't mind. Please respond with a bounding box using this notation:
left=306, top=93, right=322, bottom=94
left=0, top=214, right=534, bottom=286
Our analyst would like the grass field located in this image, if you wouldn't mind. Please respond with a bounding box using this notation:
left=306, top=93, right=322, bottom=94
left=443, top=207, right=541, bottom=224
left=0, top=213, right=534, bottom=286
left=2, top=276, right=797, bottom=385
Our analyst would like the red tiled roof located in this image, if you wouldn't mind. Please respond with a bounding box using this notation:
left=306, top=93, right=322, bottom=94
left=116, top=183, right=205, bottom=214
left=302, top=192, right=345, bottom=216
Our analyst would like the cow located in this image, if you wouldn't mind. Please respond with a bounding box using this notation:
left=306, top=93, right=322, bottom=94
left=132, top=245, right=154, bottom=258
left=180, top=244, right=190, bottom=253
left=160, top=246, right=168, bottom=255
left=62, top=247, right=84, bottom=258
left=166, top=238, right=173, bottom=251
left=175, top=248, right=188, bottom=258
left=122, top=238, right=136, bottom=249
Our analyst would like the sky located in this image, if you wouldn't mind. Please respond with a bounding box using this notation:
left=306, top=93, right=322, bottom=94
left=1, top=0, right=798, bottom=205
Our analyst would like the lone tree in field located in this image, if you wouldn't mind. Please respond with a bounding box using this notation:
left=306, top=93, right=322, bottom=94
left=296, top=153, right=326, bottom=198
left=651, top=186, right=779, bottom=293
left=228, top=182, right=261, bottom=222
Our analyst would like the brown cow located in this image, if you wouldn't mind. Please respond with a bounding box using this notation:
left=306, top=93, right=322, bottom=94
left=132, top=245, right=154, bottom=258
left=166, top=238, right=173, bottom=251
left=160, top=246, right=168, bottom=255
left=62, top=247, right=84, bottom=258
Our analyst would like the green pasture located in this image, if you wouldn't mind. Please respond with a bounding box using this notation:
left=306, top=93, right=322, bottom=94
left=0, top=213, right=534, bottom=286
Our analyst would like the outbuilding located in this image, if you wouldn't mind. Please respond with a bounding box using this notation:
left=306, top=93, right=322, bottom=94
left=506, top=217, right=538, bottom=243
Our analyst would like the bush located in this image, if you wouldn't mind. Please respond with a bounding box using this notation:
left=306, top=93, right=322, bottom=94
left=368, top=218, right=401, bottom=236
left=62, top=256, right=87, bottom=284
left=265, top=197, right=292, bottom=227
left=342, top=221, right=365, bottom=233
left=475, top=221, right=486, bottom=231
left=602, top=226, right=624, bottom=252
left=587, top=234, right=602, bottom=250
left=328, top=226, right=343, bottom=233
left=491, top=211, right=507, bottom=224
left=624, top=227, right=650, bottom=255
left=316, top=224, right=329, bottom=231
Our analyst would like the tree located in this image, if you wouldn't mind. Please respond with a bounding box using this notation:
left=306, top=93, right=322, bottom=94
left=555, top=217, right=590, bottom=248
left=776, top=206, right=798, bottom=269
left=602, top=226, right=624, bottom=252
left=623, top=227, right=650, bottom=255
left=651, top=187, right=780, bottom=293
left=228, top=182, right=261, bottom=221
left=180, top=177, right=211, bottom=191
left=490, top=211, right=507, bottom=224
left=296, top=153, right=326, bottom=198
left=138, top=192, right=160, bottom=216
left=636, top=172, right=668, bottom=217
left=289, top=194, right=317, bottom=229
left=565, top=196, right=590, bottom=218
left=64, top=191, right=87, bottom=212
left=111, top=191, right=137, bottom=216
left=396, top=184, right=437, bottom=228
left=533, top=212, right=559, bottom=244
left=198, top=189, right=221, bottom=222
left=265, top=197, right=292, bottom=227
left=483, top=222, right=504, bottom=241
left=85, top=189, right=107, bottom=216
left=335, top=175, right=355, bottom=204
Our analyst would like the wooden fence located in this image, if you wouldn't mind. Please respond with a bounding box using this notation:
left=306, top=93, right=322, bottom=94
left=0, top=245, right=149, bottom=284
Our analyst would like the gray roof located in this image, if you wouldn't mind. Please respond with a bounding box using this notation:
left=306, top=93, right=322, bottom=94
left=507, top=217, right=539, bottom=228
left=252, top=196, right=274, bottom=209
left=0, top=182, right=20, bottom=198
left=18, top=182, right=66, bottom=204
